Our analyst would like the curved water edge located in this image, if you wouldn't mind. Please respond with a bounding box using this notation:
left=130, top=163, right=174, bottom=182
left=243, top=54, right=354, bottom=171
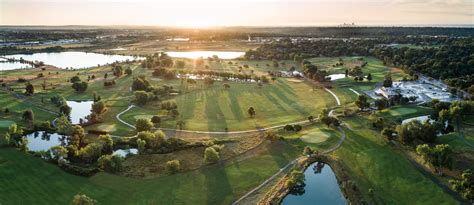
left=66, top=100, right=93, bottom=125
left=281, top=161, right=347, bottom=205
left=1, top=51, right=143, bottom=69
left=261, top=155, right=364, bottom=205
left=25, top=131, right=67, bottom=152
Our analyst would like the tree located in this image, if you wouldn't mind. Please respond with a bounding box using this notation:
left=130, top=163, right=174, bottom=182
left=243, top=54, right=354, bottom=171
left=19, top=137, right=28, bottom=153
left=113, top=66, right=124, bottom=77
left=450, top=169, right=474, bottom=200
left=366, top=73, right=372, bottom=81
left=137, top=131, right=166, bottom=149
left=125, top=67, right=132, bottom=75
left=383, top=73, right=393, bottom=87
left=59, top=104, right=72, bottom=117
left=285, top=170, right=305, bottom=190
left=98, top=134, right=113, bottom=154
left=22, top=109, right=34, bottom=122
left=98, top=154, right=123, bottom=173
left=131, top=76, right=150, bottom=91
left=166, top=160, right=181, bottom=174
left=284, top=124, right=294, bottom=132
left=70, top=76, right=81, bottom=83
left=381, top=128, right=395, bottom=141
left=416, top=144, right=453, bottom=169
left=72, top=194, right=97, bottom=205
left=355, top=95, right=370, bottom=110
left=91, top=100, right=106, bottom=115
left=247, top=107, right=256, bottom=118
left=303, top=146, right=313, bottom=155
left=263, top=130, right=279, bottom=141
left=137, top=138, right=146, bottom=154
left=72, top=82, right=88, bottom=92
left=78, top=143, right=103, bottom=163
left=135, top=118, right=153, bottom=132
left=204, top=147, right=220, bottom=163
left=134, top=91, right=149, bottom=106
left=151, top=115, right=161, bottom=125
left=308, top=115, right=314, bottom=122
left=25, top=82, right=34, bottom=95
left=374, top=98, right=388, bottom=110
left=223, top=83, right=230, bottom=89
left=49, top=145, right=68, bottom=161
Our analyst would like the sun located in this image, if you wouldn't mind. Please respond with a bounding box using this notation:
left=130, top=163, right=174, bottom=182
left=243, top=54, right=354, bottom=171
left=174, top=17, right=222, bottom=28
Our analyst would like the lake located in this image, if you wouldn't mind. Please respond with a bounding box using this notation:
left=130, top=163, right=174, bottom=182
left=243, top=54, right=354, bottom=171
left=166, top=51, right=244, bottom=59
left=25, top=131, right=66, bottom=152
left=402, top=115, right=431, bottom=124
left=327, top=74, right=346, bottom=81
left=0, top=61, right=32, bottom=70
left=282, top=162, right=347, bottom=205
left=2, top=52, right=143, bottom=69
left=66, top=101, right=93, bottom=124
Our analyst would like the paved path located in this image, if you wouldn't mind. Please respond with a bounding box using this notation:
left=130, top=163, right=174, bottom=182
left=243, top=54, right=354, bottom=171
left=324, top=88, right=341, bottom=106
left=115, top=105, right=314, bottom=135
left=116, top=105, right=136, bottom=129
left=349, top=88, right=360, bottom=95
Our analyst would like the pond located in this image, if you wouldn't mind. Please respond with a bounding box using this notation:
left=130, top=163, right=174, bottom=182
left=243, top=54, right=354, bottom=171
left=2, top=52, right=143, bottom=69
left=113, top=148, right=138, bottom=157
left=25, top=131, right=66, bottom=152
left=66, top=101, right=93, bottom=124
left=282, top=162, right=347, bottom=205
left=402, top=115, right=431, bottom=124
left=166, top=51, right=244, bottom=59
left=0, top=61, right=32, bottom=70
left=327, top=74, right=346, bottom=81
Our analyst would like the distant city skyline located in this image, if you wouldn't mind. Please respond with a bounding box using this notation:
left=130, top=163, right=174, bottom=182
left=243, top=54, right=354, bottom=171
left=1, top=0, right=472, bottom=27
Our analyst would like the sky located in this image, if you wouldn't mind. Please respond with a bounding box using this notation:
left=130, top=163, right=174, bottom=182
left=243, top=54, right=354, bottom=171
left=0, top=0, right=472, bottom=27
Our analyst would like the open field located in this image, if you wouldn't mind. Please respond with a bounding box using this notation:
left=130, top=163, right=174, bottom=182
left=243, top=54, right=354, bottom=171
left=0, top=140, right=303, bottom=205
left=122, top=78, right=335, bottom=132
left=333, top=115, right=458, bottom=204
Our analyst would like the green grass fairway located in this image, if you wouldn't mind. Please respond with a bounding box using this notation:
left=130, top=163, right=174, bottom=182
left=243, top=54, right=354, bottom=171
left=0, top=120, right=15, bottom=128
left=377, top=105, right=432, bottom=121
left=123, top=78, right=335, bottom=132
left=300, top=129, right=334, bottom=144
left=0, top=140, right=302, bottom=205
left=334, top=116, right=457, bottom=204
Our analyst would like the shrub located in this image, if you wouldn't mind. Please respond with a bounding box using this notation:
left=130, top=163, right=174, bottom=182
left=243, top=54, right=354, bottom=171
left=72, top=194, right=97, bottom=205
left=135, top=118, right=153, bottom=132
left=97, top=154, right=123, bottom=173
left=204, top=147, right=220, bottom=163
left=166, top=160, right=181, bottom=174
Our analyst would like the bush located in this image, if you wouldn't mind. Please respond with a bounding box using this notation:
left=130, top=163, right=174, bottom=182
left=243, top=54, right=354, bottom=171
left=72, top=194, right=97, bottom=205
left=204, top=147, right=220, bottom=164
left=134, top=91, right=149, bottom=106
left=22, top=110, right=34, bottom=122
left=97, top=154, right=123, bottom=173
left=166, top=160, right=181, bottom=174
left=135, top=118, right=153, bottom=132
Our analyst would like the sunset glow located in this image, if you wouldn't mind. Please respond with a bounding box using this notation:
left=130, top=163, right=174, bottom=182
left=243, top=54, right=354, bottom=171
left=1, top=0, right=472, bottom=26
